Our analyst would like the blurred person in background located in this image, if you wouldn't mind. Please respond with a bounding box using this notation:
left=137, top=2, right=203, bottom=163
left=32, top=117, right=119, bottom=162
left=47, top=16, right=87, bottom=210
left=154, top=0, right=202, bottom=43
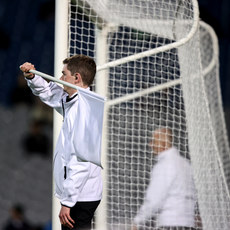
left=132, top=128, right=197, bottom=230
left=22, top=119, right=50, bottom=157
left=3, top=204, right=31, bottom=230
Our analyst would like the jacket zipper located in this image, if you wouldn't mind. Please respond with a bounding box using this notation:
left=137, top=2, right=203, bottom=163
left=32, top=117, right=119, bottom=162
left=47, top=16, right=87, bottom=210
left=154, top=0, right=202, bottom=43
left=61, top=99, right=65, bottom=120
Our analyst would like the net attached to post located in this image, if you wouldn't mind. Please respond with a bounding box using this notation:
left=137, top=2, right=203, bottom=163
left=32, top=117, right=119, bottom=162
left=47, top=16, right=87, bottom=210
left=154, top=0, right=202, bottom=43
left=68, top=0, right=230, bottom=229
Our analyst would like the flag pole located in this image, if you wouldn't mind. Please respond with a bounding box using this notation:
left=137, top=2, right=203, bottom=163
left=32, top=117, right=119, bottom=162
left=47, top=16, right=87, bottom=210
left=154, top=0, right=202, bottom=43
left=29, top=69, right=79, bottom=91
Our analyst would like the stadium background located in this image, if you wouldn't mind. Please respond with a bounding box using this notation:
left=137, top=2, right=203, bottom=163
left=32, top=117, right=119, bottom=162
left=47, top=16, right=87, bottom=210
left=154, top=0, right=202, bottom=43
left=0, top=0, right=229, bottom=229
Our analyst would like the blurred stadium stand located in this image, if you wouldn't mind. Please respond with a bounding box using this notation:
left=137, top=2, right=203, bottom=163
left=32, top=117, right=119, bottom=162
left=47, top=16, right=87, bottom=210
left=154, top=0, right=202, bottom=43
left=0, top=105, right=52, bottom=228
left=0, top=0, right=54, bottom=228
left=0, top=0, right=55, bottom=107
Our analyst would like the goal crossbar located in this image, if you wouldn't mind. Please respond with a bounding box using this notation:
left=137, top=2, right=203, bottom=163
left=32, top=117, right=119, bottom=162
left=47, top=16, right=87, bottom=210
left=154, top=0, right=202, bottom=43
left=97, top=22, right=199, bottom=72
left=96, top=0, right=199, bottom=72
left=26, top=35, right=216, bottom=108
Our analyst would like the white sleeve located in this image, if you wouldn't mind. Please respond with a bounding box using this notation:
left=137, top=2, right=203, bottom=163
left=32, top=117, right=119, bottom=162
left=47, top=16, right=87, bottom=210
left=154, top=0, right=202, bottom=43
left=134, top=163, right=176, bottom=224
left=26, top=75, right=67, bottom=114
left=60, top=154, right=90, bottom=207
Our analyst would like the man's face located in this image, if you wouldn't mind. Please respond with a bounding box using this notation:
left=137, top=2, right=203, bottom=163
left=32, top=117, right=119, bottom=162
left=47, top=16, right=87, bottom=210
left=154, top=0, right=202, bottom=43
left=149, top=132, right=167, bottom=155
left=60, top=64, right=76, bottom=93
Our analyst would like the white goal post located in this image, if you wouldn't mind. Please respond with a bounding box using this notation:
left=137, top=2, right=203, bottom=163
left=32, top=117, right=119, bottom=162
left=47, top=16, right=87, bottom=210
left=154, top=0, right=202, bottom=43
left=53, top=1, right=68, bottom=230
left=51, top=0, right=230, bottom=230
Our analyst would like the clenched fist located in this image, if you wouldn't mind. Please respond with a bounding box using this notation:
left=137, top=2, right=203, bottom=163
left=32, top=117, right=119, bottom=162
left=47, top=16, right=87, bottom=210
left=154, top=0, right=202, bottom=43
left=20, top=62, right=35, bottom=79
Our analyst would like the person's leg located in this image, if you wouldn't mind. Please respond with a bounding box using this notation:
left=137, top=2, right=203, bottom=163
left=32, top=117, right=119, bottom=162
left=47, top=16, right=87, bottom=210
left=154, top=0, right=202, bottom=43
left=61, top=200, right=100, bottom=230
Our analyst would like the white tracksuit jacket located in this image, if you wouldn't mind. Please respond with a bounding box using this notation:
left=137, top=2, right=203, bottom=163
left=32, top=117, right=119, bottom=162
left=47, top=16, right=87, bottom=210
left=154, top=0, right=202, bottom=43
left=134, top=147, right=196, bottom=227
left=27, top=75, right=103, bottom=207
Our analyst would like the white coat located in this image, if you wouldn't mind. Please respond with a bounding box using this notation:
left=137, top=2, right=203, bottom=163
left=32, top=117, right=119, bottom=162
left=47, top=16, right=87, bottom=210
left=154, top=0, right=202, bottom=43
left=134, top=147, right=196, bottom=227
left=27, top=75, right=103, bottom=207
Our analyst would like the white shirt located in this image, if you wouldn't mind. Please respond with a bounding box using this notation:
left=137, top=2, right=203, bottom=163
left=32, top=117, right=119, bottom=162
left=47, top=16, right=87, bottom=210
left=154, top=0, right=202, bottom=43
left=134, top=147, right=196, bottom=227
left=27, top=75, right=103, bottom=207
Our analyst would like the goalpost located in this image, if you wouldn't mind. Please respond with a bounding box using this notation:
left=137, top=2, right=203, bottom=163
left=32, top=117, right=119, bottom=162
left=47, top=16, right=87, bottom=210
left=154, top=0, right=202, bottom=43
left=53, top=1, right=68, bottom=230
left=53, top=0, right=230, bottom=229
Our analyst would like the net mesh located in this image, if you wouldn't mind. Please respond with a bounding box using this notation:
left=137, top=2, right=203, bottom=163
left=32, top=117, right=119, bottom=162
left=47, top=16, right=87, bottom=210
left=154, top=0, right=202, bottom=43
left=68, top=0, right=230, bottom=229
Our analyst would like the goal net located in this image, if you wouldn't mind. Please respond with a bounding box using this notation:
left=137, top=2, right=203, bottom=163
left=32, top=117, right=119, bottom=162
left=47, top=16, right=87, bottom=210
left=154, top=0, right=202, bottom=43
left=66, top=0, right=230, bottom=229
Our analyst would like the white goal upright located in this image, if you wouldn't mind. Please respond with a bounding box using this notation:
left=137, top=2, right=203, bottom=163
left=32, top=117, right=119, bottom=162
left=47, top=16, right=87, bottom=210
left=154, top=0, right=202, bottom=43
left=53, top=0, right=230, bottom=229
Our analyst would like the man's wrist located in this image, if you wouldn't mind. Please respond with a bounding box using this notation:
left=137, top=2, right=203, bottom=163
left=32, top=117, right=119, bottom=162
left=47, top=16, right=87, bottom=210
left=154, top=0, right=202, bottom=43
left=25, top=74, right=35, bottom=80
left=61, top=203, right=71, bottom=208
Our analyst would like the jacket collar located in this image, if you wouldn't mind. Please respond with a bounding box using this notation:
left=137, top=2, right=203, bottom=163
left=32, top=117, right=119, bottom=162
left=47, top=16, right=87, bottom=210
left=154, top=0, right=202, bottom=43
left=157, top=146, right=178, bottom=161
left=65, top=87, right=90, bottom=103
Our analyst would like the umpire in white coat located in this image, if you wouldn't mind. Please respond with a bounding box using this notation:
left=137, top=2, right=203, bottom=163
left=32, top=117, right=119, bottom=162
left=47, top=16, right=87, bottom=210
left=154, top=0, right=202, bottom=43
left=20, top=55, right=102, bottom=230
left=132, top=128, right=196, bottom=230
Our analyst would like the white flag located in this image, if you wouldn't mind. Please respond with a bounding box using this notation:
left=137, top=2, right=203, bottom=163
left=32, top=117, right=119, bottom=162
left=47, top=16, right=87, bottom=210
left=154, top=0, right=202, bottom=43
left=73, top=88, right=105, bottom=167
